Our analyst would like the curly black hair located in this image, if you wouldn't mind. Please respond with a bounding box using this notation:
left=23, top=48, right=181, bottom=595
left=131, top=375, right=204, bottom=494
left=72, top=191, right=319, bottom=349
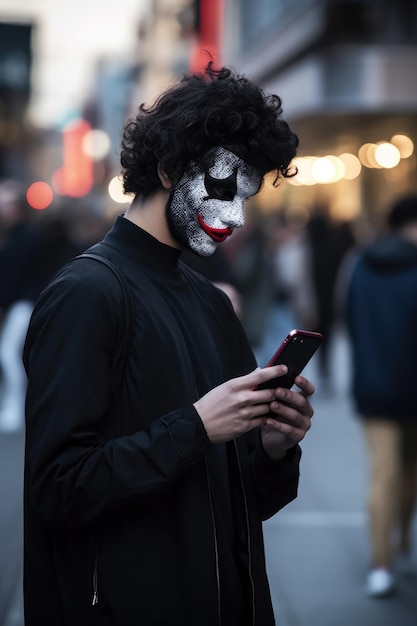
left=120, top=62, right=298, bottom=198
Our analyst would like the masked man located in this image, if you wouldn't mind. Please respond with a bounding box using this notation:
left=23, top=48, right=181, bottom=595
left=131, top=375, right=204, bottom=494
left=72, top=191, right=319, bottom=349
left=23, top=63, right=315, bottom=626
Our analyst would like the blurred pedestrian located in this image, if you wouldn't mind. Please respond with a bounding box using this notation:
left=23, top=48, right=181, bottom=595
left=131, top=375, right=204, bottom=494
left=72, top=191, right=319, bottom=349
left=343, top=194, right=417, bottom=597
left=0, top=180, right=42, bottom=431
left=225, top=208, right=272, bottom=353
left=255, top=210, right=317, bottom=367
left=23, top=63, right=317, bottom=626
left=306, top=209, right=354, bottom=393
left=0, top=182, right=81, bottom=432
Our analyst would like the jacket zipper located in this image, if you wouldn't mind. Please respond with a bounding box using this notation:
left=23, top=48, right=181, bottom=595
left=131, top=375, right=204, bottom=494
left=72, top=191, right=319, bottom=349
left=194, top=373, right=221, bottom=624
left=233, top=440, right=256, bottom=626
left=92, top=549, right=99, bottom=606
left=204, top=457, right=222, bottom=626
left=90, top=467, right=223, bottom=618
left=89, top=379, right=222, bottom=614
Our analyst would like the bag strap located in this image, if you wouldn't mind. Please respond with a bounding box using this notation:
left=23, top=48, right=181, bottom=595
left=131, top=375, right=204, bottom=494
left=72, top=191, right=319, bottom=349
left=71, top=252, right=135, bottom=411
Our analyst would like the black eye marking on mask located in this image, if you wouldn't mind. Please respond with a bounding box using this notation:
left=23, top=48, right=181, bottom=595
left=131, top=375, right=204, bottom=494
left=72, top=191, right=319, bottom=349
left=203, top=168, right=238, bottom=201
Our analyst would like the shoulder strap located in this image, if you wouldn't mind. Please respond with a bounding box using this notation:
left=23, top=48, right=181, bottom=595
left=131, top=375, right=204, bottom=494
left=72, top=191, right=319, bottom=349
left=71, top=252, right=135, bottom=410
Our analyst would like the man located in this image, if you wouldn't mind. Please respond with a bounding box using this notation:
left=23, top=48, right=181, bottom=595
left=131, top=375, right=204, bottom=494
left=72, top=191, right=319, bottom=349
left=23, top=63, right=315, bottom=626
left=344, top=195, right=417, bottom=597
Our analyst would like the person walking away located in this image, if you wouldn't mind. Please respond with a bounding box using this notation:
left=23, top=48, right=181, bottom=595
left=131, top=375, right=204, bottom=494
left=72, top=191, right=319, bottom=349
left=0, top=180, right=42, bottom=432
left=254, top=210, right=317, bottom=368
left=343, top=195, right=417, bottom=597
left=306, top=209, right=354, bottom=393
left=0, top=186, right=82, bottom=432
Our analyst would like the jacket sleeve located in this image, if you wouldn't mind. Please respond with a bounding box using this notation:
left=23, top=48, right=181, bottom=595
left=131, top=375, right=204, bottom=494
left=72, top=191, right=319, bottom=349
left=23, top=262, right=210, bottom=531
left=251, top=439, right=301, bottom=520
left=226, top=314, right=302, bottom=521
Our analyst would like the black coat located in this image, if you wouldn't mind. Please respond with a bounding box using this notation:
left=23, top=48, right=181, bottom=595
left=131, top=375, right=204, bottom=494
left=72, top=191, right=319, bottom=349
left=23, top=216, right=301, bottom=625
left=345, top=234, right=417, bottom=418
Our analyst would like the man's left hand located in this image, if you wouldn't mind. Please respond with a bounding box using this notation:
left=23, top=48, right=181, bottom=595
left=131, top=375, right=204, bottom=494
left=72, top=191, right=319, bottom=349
left=261, top=375, right=315, bottom=461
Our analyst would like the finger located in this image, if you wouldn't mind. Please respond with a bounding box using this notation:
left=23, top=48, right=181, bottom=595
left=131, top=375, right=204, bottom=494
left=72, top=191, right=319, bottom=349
left=247, top=364, right=289, bottom=388
left=271, top=389, right=314, bottom=421
left=274, top=387, right=309, bottom=411
left=293, top=375, right=315, bottom=397
left=226, top=374, right=277, bottom=407
left=269, top=404, right=312, bottom=430
left=252, top=387, right=278, bottom=405
left=268, top=396, right=313, bottom=428
left=264, top=416, right=311, bottom=442
left=249, top=402, right=274, bottom=420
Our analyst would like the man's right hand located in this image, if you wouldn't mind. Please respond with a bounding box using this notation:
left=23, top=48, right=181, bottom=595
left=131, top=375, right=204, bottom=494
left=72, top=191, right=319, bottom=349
left=193, top=365, right=288, bottom=443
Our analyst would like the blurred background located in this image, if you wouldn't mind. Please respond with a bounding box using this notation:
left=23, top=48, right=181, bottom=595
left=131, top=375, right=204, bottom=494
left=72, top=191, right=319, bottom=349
left=0, top=0, right=416, bottom=223
left=1, top=0, right=416, bottom=367
left=1, top=1, right=417, bottom=625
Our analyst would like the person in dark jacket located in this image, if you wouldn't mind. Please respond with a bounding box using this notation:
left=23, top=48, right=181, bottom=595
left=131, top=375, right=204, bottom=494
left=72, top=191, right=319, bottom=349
left=0, top=185, right=82, bottom=431
left=344, top=195, right=417, bottom=598
left=23, top=63, right=316, bottom=626
left=0, top=180, right=44, bottom=431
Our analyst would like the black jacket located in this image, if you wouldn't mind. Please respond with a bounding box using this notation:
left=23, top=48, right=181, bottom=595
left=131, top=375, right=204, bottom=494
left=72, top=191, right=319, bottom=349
left=345, top=234, right=417, bottom=418
left=23, top=216, right=301, bottom=625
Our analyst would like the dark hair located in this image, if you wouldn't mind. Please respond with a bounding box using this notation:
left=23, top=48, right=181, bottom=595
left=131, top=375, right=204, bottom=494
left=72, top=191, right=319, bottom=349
left=120, top=63, right=298, bottom=198
left=388, top=195, right=417, bottom=230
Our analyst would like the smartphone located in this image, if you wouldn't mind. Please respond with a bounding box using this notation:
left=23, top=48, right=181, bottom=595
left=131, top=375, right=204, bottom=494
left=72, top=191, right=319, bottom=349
left=257, top=329, right=323, bottom=390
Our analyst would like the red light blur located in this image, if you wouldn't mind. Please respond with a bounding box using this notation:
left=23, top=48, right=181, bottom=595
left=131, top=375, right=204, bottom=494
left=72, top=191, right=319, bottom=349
left=53, top=118, right=93, bottom=197
left=189, top=0, right=223, bottom=73
left=26, top=182, right=53, bottom=210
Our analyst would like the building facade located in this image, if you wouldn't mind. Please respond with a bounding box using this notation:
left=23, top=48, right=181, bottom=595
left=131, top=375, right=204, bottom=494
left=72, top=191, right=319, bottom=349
left=222, top=0, right=417, bottom=230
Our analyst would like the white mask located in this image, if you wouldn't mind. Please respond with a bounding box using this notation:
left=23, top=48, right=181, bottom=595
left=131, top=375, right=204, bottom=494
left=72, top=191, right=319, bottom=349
left=166, top=147, right=261, bottom=256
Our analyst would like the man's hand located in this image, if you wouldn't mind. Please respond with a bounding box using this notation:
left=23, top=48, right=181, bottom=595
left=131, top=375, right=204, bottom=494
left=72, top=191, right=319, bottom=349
left=260, top=375, right=315, bottom=461
left=193, top=366, right=315, bottom=455
left=194, top=365, right=314, bottom=444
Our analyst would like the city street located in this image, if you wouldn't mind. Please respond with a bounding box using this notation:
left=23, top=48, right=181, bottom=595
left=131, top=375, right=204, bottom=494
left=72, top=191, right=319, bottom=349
left=0, top=429, right=24, bottom=626
left=264, top=394, right=417, bottom=626
left=264, top=334, right=417, bottom=626
left=0, top=332, right=416, bottom=625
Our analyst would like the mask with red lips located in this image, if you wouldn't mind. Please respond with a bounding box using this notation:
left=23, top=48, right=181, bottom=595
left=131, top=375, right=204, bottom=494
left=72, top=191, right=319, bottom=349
left=166, top=147, right=261, bottom=257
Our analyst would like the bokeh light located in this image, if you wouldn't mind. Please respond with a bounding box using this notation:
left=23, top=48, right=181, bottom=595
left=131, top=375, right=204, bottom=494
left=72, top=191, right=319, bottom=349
left=289, top=157, right=317, bottom=186
left=312, top=156, right=345, bottom=183
left=358, top=143, right=381, bottom=168
left=274, top=131, right=412, bottom=187
left=374, top=142, right=401, bottom=168
left=339, top=153, right=362, bottom=179
left=390, top=134, right=414, bottom=158
left=61, top=118, right=94, bottom=197
left=82, top=129, right=111, bottom=160
left=311, top=157, right=336, bottom=183
left=108, top=176, right=132, bottom=204
left=26, top=181, right=53, bottom=210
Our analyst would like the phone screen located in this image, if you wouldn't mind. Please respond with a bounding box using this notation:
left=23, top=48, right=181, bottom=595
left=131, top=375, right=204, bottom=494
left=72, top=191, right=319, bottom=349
left=257, top=329, right=323, bottom=390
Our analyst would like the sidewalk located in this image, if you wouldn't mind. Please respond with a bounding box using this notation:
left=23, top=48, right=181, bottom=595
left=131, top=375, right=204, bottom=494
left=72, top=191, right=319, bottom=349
left=0, top=430, right=24, bottom=626
left=263, top=333, right=417, bottom=626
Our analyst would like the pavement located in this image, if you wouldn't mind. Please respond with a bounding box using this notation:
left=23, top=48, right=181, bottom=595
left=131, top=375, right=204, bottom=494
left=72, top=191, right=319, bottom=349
left=0, top=429, right=24, bottom=626
left=0, top=331, right=416, bottom=625
left=264, top=332, right=417, bottom=626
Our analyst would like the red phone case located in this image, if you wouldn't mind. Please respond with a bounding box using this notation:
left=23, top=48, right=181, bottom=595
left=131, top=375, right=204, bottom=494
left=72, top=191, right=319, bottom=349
left=258, top=329, right=323, bottom=389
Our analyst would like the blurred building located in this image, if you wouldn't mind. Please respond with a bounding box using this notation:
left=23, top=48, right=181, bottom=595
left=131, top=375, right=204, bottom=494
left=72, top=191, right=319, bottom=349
left=0, top=20, right=33, bottom=180
left=122, top=0, right=417, bottom=232
left=1, top=0, right=416, bottom=230
left=0, top=1, right=148, bottom=218
left=222, top=0, right=417, bottom=230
